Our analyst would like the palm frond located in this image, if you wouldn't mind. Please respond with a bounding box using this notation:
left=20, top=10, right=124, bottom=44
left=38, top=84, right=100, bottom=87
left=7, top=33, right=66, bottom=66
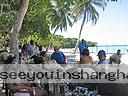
left=91, top=0, right=107, bottom=10
left=66, top=15, right=73, bottom=27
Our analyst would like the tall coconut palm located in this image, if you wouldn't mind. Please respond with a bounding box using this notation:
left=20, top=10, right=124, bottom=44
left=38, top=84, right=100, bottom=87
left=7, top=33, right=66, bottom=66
left=44, top=1, right=73, bottom=95
left=73, top=0, right=107, bottom=53
left=45, top=0, right=73, bottom=54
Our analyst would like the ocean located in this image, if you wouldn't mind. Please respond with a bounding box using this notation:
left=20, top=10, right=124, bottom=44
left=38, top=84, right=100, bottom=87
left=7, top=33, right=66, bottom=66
left=89, top=45, right=128, bottom=54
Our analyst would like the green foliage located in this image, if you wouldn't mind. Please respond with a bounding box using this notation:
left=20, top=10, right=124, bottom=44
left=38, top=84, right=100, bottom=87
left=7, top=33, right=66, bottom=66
left=79, top=39, right=97, bottom=47
left=86, top=41, right=97, bottom=47
left=71, top=0, right=107, bottom=25
left=0, top=0, right=22, bottom=11
left=47, top=0, right=73, bottom=31
left=51, top=35, right=97, bottom=48
left=19, top=0, right=50, bottom=40
left=0, top=12, right=16, bottom=33
left=0, top=0, right=50, bottom=40
left=0, top=0, right=21, bottom=39
left=52, top=35, right=77, bottom=48
left=0, top=0, right=117, bottom=49
left=20, top=13, right=50, bottom=39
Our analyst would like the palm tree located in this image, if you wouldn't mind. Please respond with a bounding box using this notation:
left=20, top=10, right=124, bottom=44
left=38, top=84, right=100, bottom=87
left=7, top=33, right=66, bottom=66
left=44, top=1, right=74, bottom=95
left=45, top=0, right=73, bottom=54
left=72, top=0, right=107, bottom=53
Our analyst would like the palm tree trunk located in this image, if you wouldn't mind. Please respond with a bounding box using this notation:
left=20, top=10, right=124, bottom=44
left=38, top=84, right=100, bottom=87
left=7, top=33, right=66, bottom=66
left=74, top=7, right=87, bottom=54
left=45, top=27, right=58, bottom=55
left=10, top=0, right=29, bottom=64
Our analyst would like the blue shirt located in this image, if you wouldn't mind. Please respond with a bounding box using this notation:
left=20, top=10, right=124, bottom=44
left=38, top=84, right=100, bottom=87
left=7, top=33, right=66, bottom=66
left=78, top=42, right=88, bottom=53
left=27, top=44, right=34, bottom=56
left=98, top=60, right=108, bottom=64
left=51, top=51, right=65, bottom=64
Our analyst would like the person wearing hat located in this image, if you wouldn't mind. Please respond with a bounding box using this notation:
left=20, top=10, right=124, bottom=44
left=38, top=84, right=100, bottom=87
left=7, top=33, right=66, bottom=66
left=97, top=50, right=108, bottom=64
left=51, top=46, right=66, bottom=64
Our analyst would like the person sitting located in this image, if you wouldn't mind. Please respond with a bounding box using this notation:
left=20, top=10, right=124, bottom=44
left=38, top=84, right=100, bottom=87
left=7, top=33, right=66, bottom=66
left=65, top=83, right=78, bottom=96
left=109, top=49, right=122, bottom=64
left=38, top=46, right=45, bottom=57
left=0, top=51, right=8, bottom=63
left=21, top=40, right=29, bottom=54
left=4, top=53, right=15, bottom=64
left=96, top=50, right=109, bottom=70
left=80, top=48, right=93, bottom=64
left=0, top=51, right=15, bottom=64
left=33, top=55, right=45, bottom=64
left=51, top=46, right=66, bottom=64
left=7, top=83, right=48, bottom=96
left=97, top=50, right=108, bottom=64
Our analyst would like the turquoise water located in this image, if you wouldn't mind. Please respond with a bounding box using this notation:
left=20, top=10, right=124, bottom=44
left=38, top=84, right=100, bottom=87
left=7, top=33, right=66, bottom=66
left=89, top=45, right=128, bottom=53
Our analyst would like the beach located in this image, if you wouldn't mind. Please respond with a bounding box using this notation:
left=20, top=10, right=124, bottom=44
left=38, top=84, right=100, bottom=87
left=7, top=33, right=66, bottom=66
left=51, top=48, right=128, bottom=64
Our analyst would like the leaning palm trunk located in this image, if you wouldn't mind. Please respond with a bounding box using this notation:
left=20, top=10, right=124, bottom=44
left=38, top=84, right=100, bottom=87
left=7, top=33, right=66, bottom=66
left=45, top=27, right=58, bottom=55
left=10, top=0, right=29, bottom=64
left=74, top=7, right=87, bottom=54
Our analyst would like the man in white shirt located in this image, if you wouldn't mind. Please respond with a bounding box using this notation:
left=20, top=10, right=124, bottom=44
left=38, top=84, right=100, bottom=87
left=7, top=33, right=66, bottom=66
left=109, top=49, right=122, bottom=64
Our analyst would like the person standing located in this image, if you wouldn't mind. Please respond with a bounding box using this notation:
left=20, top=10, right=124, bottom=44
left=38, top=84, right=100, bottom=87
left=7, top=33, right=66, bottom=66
left=35, top=42, right=39, bottom=55
left=39, top=45, right=45, bottom=57
left=78, top=39, right=88, bottom=56
left=27, top=40, right=35, bottom=57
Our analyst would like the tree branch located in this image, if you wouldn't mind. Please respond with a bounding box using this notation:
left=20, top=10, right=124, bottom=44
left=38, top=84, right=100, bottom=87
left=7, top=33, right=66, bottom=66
left=0, top=11, right=16, bottom=16
left=30, top=0, right=39, bottom=13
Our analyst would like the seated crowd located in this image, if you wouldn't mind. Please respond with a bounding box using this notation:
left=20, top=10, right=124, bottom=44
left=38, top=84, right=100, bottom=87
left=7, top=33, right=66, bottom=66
left=0, top=40, right=122, bottom=96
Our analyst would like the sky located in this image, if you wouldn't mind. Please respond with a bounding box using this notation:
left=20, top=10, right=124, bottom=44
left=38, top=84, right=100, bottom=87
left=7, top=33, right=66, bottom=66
left=52, top=0, right=128, bottom=45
